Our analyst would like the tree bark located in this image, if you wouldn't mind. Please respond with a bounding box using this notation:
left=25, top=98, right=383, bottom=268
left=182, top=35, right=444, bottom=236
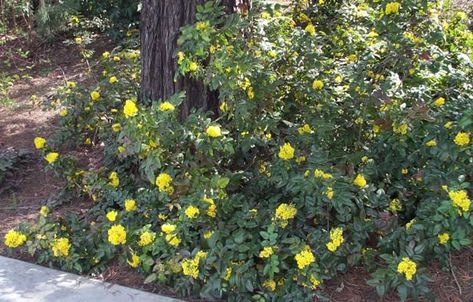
left=140, top=0, right=250, bottom=120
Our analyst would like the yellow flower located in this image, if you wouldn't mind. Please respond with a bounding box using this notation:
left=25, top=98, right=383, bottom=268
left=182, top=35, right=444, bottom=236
left=262, top=279, right=276, bottom=291
left=59, top=109, right=68, bottom=117
left=109, top=76, right=118, bottom=84
left=453, top=132, right=470, bottom=146
left=113, top=56, right=121, bottom=62
left=434, top=97, right=445, bottom=107
left=159, top=102, right=175, bottom=112
left=373, top=124, right=381, bottom=134
left=165, top=234, right=181, bottom=247
left=123, top=99, right=138, bottom=118
left=312, top=80, right=324, bottom=90
left=189, top=62, right=198, bottom=72
left=124, top=199, right=136, bottom=212
left=161, top=223, right=177, bottom=234
left=108, top=224, right=127, bottom=245
left=385, top=2, right=400, bottom=15
left=138, top=231, right=155, bottom=246
left=275, top=203, right=297, bottom=221
left=247, top=86, right=255, bottom=99
left=259, top=247, right=274, bottom=258
left=425, top=139, right=437, bottom=147
left=156, top=173, right=173, bottom=194
left=112, top=123, right=121, bottom=132
left=393, top=123, right=409, bottom=135
left=448, top=190, right=471, bottom=213
left=389, top=198, right=402, bottom=213
left=397, top=257, right=416, bottom=281
left=206, top=125, right=222, bottom=138
left=127, top=253, right=140, bottom=268
left=353, top=174, right=367, bottom=188
left=90, top=91, right=100, bottom=101
left=70, top=15, right=80, bottom=24
left=75, top=37, right=82, bottom=44
left=51, top=237, right=71, bottom=257
left=4, top=230, right=27, bottom=248
left=102, top=51, right=110, bottom=59
left=297, top=124, right=312, bottom=135
left=278, top=143, right=295, bottom=160
left=220, top=102, right=228, bottom=112
left=294, top=247, right=315, bottom=269
left=401, top=168, right=408, bottom=175
left=309, top=275, right=320, bottom=289
left=202, top=195, right=216, bottom=218
left=40, top=206, right=49, bottom=217
left=295, top=156, right=306, bottom=164
left=438, top=233, right=450, bottom=245
left=326, top=227, right=344, bottom=252
left=109, top=171, right=119, bottom=188
left=182, top=258, right=199, bottom=279
left=34, top=137, right=47, bottom=149
left=66, top=81, right=76, bottom=88
left=444, top=121, right=453, bottom=129
left=45, top=152, right=59, bottom=164
left=326, top=187, right=334, bottom=199
left=106, top=210, right=118, bottom=222
left=204, top=230, right=214, bottom=239
left=305, top=23, right=316, bottom=36
left=185, top=206, right=200, bottom=219
left=405, top=219, right=416, bottom=230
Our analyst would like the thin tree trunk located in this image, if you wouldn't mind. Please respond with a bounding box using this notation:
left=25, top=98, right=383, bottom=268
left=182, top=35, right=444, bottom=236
left=140, top=0, right=250, bottom=120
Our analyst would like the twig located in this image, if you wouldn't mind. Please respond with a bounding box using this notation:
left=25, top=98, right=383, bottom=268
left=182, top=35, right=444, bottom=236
left=448, top=252, right=462, bottom=295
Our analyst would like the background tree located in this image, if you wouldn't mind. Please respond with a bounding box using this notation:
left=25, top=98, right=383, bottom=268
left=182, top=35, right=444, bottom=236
left=140, top=0, right=251, bottom=120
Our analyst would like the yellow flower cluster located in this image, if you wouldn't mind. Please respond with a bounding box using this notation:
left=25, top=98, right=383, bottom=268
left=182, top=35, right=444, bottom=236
left=124, top=199, right=136, bottom=212
left=312, top=79, right=324, bottom=90
left=325, top=187, right=334, bottom=199
left=51, top=237, right=71, bottom=257
left=4, top=230, right=27, bottom=248
left=161, top=223, right=176, bottom=234
left=278, top=143, right=295, bottom=160
left=385, top=2, right=400, bottom=15
left=425, top=139, right=437, bottom=147
left=297, top=124, right=312, bottom=135
left=393, top=123, right=409, bottom=135
left=275, top=203, right=297, bottom=222
left=106, top=210, right=118, bottom=222
left=109, top=171, right=120, bottom=188
left=438, top=233, right=450, bottom=245
left=155, top=173, right=174, bottom=194
left=108, top=224, right=127, bottom=245
left=90, top=91, right=100, bottom=101
left=304, top=23, right=315, bottom=36
left=45, top=152, right=59, bottom=164
left=181, top=251, right=208, bottom=279
left=159, top=101, right=175, bottom=112
left=138, top=231, right=155, bottom=246
left=262, top=279, right=276, bottom=291
left=206, top=125, right=222, bottom=138
left=123, top=99, right=138, bottom=118
left=353, top=174, right=367, bottom=188
left=34, top=137, right=46, bottom=149
left=259, top=247, right=274, bottom=258
left=389, top=198, right=402, bottom=213
left=397, top=257, right=416, bottom=280
left=434, top=97, right=445, bottom=107
left=448, top=190, right=471, bottom=213
left=202, top=195, right=216, bottom=218
left=454, top=132, right=470, bottom=146
left=185, top=206, right=200, bottom=219
left=326, top=227, right=344, bottom=252
left=127, top=252, right=140, bottom=268
left=314, top=169, right=333, bottom=180
left=294, top=246, right=315, bottom=269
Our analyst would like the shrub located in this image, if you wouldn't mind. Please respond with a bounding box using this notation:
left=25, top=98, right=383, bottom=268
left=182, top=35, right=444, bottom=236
left=4, top=1, right=473, bottom=301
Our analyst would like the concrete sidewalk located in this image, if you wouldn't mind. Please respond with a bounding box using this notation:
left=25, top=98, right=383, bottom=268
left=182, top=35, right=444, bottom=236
left=0, top=256, right=181, bottom=302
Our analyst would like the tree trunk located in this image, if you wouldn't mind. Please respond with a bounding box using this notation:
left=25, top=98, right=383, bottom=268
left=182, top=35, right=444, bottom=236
left=140, top=0, right=250, bottom=121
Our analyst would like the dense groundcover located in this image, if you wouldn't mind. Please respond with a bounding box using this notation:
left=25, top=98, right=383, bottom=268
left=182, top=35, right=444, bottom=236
left=4, top=0, right=473, bottom=301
